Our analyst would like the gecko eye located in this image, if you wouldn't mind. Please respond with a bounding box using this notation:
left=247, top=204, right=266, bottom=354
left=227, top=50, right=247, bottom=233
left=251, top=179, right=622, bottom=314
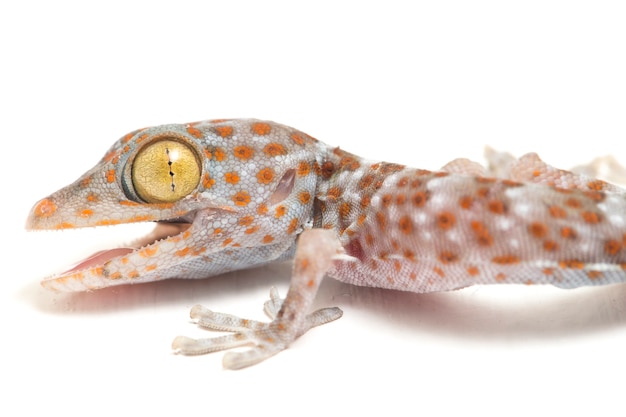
left=131, top=139, right=201, bottom=203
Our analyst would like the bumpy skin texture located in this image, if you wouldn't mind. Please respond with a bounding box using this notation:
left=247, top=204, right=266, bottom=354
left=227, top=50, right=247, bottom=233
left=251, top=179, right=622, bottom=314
left=26, top=119, right=626, bottom=368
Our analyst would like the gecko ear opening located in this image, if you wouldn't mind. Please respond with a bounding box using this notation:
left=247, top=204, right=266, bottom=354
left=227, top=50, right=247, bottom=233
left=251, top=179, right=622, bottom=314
left=269, top=169, right=296, bottom=205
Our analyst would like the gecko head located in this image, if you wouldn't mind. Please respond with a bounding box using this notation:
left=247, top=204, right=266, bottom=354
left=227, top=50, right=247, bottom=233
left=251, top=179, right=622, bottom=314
left=26, top=119, right=320, bottom=292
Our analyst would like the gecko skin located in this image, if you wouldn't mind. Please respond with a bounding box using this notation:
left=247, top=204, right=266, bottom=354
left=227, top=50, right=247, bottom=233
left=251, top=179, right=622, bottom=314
left=26, top=119, right=626, bottom=368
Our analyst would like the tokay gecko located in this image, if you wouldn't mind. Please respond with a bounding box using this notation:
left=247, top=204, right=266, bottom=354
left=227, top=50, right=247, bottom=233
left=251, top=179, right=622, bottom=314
left=26, top=119, right=626, bottom=369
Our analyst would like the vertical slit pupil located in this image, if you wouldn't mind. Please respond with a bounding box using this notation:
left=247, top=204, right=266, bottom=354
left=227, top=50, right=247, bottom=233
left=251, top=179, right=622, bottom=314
left=166, top=148, right=175, bottom=192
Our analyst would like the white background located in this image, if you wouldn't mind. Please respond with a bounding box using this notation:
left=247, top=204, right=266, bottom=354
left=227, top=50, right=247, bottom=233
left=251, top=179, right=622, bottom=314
left=3, top=1, right=626, bottom=416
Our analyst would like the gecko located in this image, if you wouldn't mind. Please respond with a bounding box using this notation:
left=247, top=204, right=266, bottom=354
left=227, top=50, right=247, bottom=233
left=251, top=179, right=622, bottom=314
left=26, top=119, right=626, bottom=369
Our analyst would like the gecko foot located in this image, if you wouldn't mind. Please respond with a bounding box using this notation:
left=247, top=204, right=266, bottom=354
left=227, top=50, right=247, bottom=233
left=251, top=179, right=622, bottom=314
left=172, top=287, right=342, bottom=369
left=172, top=229, right=344, bottom=369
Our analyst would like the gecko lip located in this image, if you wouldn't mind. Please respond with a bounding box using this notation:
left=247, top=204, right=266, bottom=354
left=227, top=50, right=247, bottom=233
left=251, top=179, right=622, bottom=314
left=60, top=219, right=193, bottom=275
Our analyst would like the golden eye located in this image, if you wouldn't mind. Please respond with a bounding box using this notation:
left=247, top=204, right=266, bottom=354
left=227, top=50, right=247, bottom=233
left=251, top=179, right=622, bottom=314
left=131, top=139, right=201, bottom=203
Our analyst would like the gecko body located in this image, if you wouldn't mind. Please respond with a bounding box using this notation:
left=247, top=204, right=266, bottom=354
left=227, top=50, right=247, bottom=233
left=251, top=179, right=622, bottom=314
left=26, top=119, right=626, bottom=368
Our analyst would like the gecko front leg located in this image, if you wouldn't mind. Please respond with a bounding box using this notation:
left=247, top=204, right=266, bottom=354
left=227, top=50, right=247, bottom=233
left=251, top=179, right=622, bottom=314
left=172, top=229, right=344, bottom=369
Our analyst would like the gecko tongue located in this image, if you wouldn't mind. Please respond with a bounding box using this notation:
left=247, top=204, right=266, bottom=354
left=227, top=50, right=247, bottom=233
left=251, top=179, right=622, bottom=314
left=59, top=222, right=192, bottom=275
left=62, top=248, right=135, bottom=274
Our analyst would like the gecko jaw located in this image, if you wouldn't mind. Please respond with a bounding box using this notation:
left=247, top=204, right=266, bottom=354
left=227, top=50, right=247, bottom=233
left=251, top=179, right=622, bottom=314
left=57, top=221, right=193, bottom=276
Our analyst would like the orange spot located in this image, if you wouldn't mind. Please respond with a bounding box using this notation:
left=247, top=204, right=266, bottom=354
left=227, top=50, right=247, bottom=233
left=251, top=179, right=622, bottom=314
left=118, top=200, right=138, bottom=207
left=476, top=177, right=497, bottom=184
left=376, top=211, right=387, bottom=228
left=106, top=169, right=116, bottom=183
left=263, top=142, right=287, bottom=157
left=257, top=203, right=269, bottom=215
left=548, top=205, right=567, bottom=218
left=128, top=270, right=140, bottom=279
left=238, top=216, right=254, bottom=226
left=359, top=175, right=374, bottom=188
left=495, top=273, right=506, bottom=282
left=502, top=179, right=523, bottom=187
left=252, top=122, right=272, bottom=135
left=382, top=194, right=393, bottom=207
left=256, top=167, right=275, bottom=184
left=275, top=205, right=287, bottom=218
left=291, top=132, right=305, bottom=145
left=360, top=195, right=371, bottom=209
left=560, top=227, right=577, bottom=239
left=139, top=247, right=158, bottom=258
left=470, top=221, right=493, bottom=246
left=297, top=161, right=311, bottom=177
left=202, top=173, right=216, bottom=189
left=33, top=198, right=57, bottom=218
left=222, top=238, right=233, bottom=246
left=542, top=267, right=554, bottom=275
left=436, top=211, right=456, bottom=231
left=412, top=191, right=429, bottom=208
left=245, top=225, right=260, bottom=235
left=129, top=215, right=154, bottom=222
left=357, top=214, right=366, bottom=226
left=339, top=202, right=351, bottom=219
left=232, top=191, right=251, bottom=206
left=605, top=240, right=622, bottom=255
left=55, top=222, right=75, bottom=229
left=492, top=255, right=520, bottom=265
left=397, top=177, right=409, bottom=187
left=543, top=240, right=559, bottom=251
left=224, top=171, right=240, bottom=184
left=287, top=218, right=299, bottom=234
left=91, top=266, right=104, bottom=276
left=213, top=228, right=222, bottom=235
left=528, top=222, right=548, bottom=239
left=214, top=125, right=233, bottom=138
left=175, top=247, right=190, bottom=257
left=398, top=215, right=413, bottom=234
left=145, top=264, right=157, bottom=272
left=298, top=191, right=311, bottom=204
left=564, top=198, right=581, bottom=209
left=583, top=190, right=605, bottom=202
left=467, top=266, right=479, bottom=276
left=80, top=177, right=92, bottom=187
left=587, top=180, right=606, bottom=191
left=487, top=199, right=506, bottom=214
left=214, top=147, right=226, bottom=161
left=339, top=156, right=360, bottom=171
left=433, top=266, right=445, bottom=277
left=95, top=219, right=120, bottom=226
left=365, top=233, right=374, bottom=246
left=459, top=195, right=473, bottom=209
left=438, top=250, right=458, bottom=264
left=559, top=259, right=584, bottom=269
left=532, top=170, right=541, bottom=177
left=587, top=270, right=603, bottom=280
left=186, top=126, right=203, bottom=138
left=78, top=209, right=93, bottom=217
left=327, top=187, right=342, bottom=200
left=109, top=272, right=122, bottom=280
left=581, top=211, right=601, bottom=224
left=409, top=272, right=417, bottom=280
left=233, top=145, right=254, bottom=160
left=403, top=249, right=416, bottom=261
left=262, top=235, right=274, bottom=244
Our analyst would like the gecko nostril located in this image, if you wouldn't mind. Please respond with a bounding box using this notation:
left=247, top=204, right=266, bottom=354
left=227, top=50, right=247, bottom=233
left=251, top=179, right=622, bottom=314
left=269, top=169, right=296, bottom=205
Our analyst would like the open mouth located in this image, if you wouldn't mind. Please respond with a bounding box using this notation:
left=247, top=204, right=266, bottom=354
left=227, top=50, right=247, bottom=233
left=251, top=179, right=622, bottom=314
left=60, top=220, right=193, bottom=275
